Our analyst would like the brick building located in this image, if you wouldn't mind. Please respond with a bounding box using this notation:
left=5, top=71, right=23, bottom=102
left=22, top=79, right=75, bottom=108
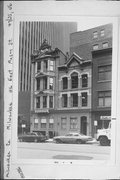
left=70, top=23, right=112, bottom=136
left=30, top=40, right=92, bottom=137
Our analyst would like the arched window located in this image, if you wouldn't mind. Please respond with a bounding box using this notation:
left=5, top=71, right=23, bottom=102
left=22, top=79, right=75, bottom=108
left=71, top=72, right=78, bottom=89
left=62, top=77, right=68, bottom=89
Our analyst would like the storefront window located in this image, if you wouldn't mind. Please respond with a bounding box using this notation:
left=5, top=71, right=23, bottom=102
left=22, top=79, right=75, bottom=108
left=61, top=117, right=67, bottom=129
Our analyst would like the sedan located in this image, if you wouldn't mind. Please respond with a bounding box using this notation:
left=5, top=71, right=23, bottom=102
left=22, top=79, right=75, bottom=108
left=18, top=132, right=47, bottom=142
left=53, top=132, right=93, bottom=144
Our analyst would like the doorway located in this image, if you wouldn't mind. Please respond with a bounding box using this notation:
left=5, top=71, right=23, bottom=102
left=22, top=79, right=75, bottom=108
left=81, top=116, right=87, bottom=135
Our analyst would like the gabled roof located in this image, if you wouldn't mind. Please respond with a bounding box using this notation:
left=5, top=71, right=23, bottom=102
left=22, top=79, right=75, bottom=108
left=58, top=52, right=91, bottom=69
left=65, top=52, right=85, bottom=66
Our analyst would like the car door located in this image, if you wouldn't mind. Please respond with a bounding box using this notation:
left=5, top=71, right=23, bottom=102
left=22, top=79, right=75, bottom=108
left=63, top=134, right=73, bottom=143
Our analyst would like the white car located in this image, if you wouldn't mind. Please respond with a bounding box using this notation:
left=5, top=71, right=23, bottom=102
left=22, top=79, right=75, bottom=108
left=53, top=132, right=93, bottom=144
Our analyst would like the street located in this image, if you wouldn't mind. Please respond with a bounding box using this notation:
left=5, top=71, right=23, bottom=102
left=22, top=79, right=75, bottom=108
left=17, top=141, right=111, bottom=160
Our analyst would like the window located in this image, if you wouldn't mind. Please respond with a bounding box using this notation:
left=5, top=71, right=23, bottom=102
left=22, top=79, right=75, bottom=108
left=50, top=60, right=54, bottom=71
left=36, top=97, right=40, bottom=108
left=102, top=42, right=108, bottom=48
left=70, top=117, right=77, bottom=129
left=82, top=74, right=88, bottom=88
left=61, top=117, right=67, bottom=129
left=49, top=77, right=53, bottom=90
left=37, top=61, right=41, bottom=72
left=62, top=94, right=68, bottom=107
left=43, top=77, right=47, bottom=90
left=93, top=44, right=99, bottom=50
left=81, top=92, right=88, bottom=107
left=93, top=31, right=98, bottom=38
left=98, top=91, right=111, bottom=107
left=34, top=119, right=38, bottom=129
left=71, top=93, right=78, bottom=107
left=63, top=77, right=68, bottom=89
left=41, top=118, right=46, bottom=128
left=49, top=119, right=54, bottom=129
left=43, top=96, right=47, bottom=108
left=49, top=96, right=53, bottom=108
left=36, top=78, right=40, bottom=90
left=100, top=29, right=105, bottom=37
left=98, top=65, right=112, bottom=81
left=44, top=60, right=48, bottom=71
left=71, top=72, right=78, bottom=89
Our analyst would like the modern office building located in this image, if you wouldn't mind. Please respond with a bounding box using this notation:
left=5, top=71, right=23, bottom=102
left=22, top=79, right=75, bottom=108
left=18, top=21, right=77, bottom=134
left=70, top=23, right=112, bottom=136
left=31, top=40, right=92, bottom=137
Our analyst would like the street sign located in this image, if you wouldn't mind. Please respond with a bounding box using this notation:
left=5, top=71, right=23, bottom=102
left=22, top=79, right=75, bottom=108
left=100, top=116, right=111, bottom=120
left=94, top=121, right=97, bottom=126
left=22, top=124, right=26, bottom=128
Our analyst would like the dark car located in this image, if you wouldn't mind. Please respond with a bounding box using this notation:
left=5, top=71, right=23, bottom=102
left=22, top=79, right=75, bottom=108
left=53, top=132, right=93, bottom=144
left=18, top=132, right=47, bottom=142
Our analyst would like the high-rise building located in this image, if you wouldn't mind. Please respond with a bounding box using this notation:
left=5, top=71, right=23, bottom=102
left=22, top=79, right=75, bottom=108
left=19, top=21, right=77, bottom=92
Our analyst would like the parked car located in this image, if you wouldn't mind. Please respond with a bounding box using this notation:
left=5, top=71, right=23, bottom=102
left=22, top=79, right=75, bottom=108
left=53, top=132, right=93, bottom=144
left=18, top=132, right=47, bottom=142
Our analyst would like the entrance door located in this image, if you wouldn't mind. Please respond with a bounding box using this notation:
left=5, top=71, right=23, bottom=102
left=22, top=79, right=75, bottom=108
left=81, top=116, right=87, bottom=135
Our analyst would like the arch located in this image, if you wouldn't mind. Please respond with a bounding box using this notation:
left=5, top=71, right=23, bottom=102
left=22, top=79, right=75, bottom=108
left=71, top=71, right=78, bottom=89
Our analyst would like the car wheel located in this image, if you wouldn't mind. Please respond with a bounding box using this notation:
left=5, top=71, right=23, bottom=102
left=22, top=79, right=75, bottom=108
left=99, top=136, right=109, bottom=146
left=76, top=139, right=82, bottom=144
left=55, top=139, right=62, bottom=143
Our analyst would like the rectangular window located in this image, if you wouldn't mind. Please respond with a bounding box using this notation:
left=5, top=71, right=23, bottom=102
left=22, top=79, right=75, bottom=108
left=34, top=119, right=38, bottom=129
left=50, top=60, right=54, bottom=71
left=93, top=44, right=99, bottom=50
left=63, top=77, right=68, bottom=89
left=98, top=65, right=112, bottom=81
left=98, top=91, right=111, bottom=107
left=61, top=117, right=67, bottom=129
left=93, top=31, right=98, bottom=38
left=36, top=78, right=40, bottom=90
left=43, top=77, right=47, bottom=90
left=81, top=92, right=88, bottom=107
left=71, top=93, right=78, bottom=107
left=49, top=119, right=54, bottom=129
left=41, top=119, right=46, bottom=128
left=71, top=74, right=78, bottom=89
left=44, top=60, right=48, bottom=71
left=102, top=42, right=108, bottom=48
left=43, top=96, right=47, bottom=108
left=62, top=94, right=68, bottom=107
left=100, top=29, right=105, bottom=37
left=36, top=97, right=40, bottom=108
left=49, top=96, right=53, bottom=108
left=82, top=74, right=88, bottom=88
left=70, top=117, right=77, bottom=129
left=49, top=77, right=53, bottom=90
left=37, top=61, right=41, bottom=72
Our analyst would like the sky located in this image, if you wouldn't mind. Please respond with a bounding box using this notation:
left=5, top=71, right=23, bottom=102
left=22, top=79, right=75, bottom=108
left=77, top=16, right=114, bottom=31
